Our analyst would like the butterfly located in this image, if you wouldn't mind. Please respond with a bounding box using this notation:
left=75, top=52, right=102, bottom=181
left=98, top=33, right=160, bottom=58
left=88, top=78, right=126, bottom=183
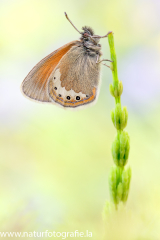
left=21, top=12, right=112, bottom=109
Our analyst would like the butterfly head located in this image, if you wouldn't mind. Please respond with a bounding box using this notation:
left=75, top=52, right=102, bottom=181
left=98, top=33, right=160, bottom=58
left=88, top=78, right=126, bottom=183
left=81, top=26, right=100, bottom=45
left=64, top=12, right=112, bottom=46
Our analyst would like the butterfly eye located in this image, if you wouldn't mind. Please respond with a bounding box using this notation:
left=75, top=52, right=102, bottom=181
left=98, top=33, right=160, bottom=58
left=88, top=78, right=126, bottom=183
left=83, top=33, right=89, bottom=37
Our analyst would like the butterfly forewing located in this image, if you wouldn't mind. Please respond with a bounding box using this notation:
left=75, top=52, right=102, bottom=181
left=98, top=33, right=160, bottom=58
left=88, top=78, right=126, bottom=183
left=21, top=41, right=77, bottom=102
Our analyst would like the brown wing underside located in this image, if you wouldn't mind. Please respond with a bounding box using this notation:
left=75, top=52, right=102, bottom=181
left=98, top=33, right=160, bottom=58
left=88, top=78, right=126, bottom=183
left=48, top=44, right=101, bottom=108
left=21, top=41, right=79, bottom=102
left=58, top=45, right=100, bottom=95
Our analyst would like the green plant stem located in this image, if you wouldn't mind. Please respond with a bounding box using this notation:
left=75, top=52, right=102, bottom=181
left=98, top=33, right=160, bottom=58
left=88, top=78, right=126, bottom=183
left=107, top=32, right=131, bottom=208
left=108, top=33, right=121, bottom=105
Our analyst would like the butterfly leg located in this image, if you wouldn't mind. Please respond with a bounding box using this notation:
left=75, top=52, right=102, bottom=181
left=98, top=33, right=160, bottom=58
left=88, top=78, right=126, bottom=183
left=97, top=59, right=113, bottom=64
left=102, top=63, right=110, bottom=68
left=96, top=58, right=113, bottom=68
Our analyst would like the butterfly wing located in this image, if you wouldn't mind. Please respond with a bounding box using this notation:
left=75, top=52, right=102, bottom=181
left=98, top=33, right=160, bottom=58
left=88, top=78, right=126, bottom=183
left=21, top=41, right=79, bottom=102
left=48, top=42, right=101, bottom=108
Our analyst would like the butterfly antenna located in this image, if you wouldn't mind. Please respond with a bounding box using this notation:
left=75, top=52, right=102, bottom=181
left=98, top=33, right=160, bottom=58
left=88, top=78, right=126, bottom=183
left=64, top=12, right=81, bottom=34
left=93, top=31, right=113, bottom=38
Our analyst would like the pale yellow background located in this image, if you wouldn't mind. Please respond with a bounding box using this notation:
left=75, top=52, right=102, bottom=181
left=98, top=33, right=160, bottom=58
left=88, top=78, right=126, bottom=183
left=0, top=0, right=160, bottom=239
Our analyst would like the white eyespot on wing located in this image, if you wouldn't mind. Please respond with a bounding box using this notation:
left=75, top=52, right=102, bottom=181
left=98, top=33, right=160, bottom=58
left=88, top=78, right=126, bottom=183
left=63, top=89, right=86, bottom=100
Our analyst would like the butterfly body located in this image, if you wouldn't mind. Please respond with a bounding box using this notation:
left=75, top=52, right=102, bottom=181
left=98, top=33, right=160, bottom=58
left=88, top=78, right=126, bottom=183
left=21, top=14, right=111, bottom=109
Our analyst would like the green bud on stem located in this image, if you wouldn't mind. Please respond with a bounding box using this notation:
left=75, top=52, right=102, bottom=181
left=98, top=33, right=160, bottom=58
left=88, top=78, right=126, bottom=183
left=112, top=131, right=130, bottom=167
left=111, top=104, right=128, bottom=130
left=109, top=81, right=123, bottom=98
left=109, top=166, right=131, bottom=206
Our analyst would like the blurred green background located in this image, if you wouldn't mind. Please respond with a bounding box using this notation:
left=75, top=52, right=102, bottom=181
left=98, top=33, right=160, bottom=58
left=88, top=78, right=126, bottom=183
left=1, top=0, right=160, bottom=239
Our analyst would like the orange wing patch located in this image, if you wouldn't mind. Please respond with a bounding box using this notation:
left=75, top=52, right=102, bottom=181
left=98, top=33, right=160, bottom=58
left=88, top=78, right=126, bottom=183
left=21, top=41, right=78, bottom=102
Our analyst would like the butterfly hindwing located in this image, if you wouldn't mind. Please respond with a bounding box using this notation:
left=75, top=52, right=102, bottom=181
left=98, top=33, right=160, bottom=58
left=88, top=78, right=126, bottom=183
left=48, top=42, right=101, bottom=108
